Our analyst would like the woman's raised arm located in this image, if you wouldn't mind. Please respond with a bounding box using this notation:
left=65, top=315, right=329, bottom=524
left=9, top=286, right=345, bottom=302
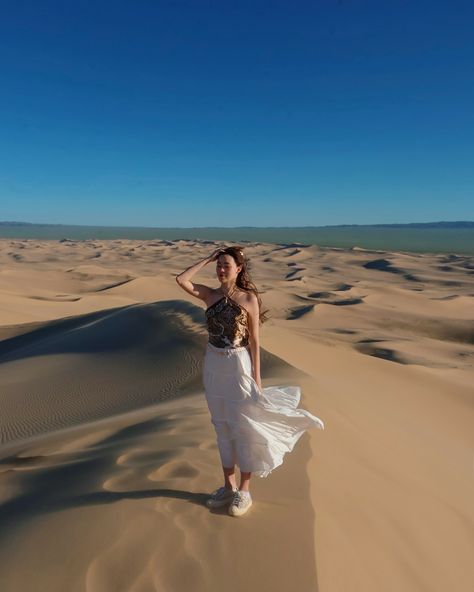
left=175, top=249, right=222, bottom=303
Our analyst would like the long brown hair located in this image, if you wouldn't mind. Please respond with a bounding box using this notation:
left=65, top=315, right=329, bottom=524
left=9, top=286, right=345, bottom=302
left=218, top=246, right=270, bottom=325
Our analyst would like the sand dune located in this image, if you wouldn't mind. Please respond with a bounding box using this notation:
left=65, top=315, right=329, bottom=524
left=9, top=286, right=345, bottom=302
left=0, top=237, right=473, bottom=592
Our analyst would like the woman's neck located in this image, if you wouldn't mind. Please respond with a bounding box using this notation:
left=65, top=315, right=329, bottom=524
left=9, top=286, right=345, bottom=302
left=220, top=282, right=237, bottom=297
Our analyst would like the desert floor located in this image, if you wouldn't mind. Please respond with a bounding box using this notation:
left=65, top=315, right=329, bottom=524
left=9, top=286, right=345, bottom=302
left=0, top=237, right=473, bottom=592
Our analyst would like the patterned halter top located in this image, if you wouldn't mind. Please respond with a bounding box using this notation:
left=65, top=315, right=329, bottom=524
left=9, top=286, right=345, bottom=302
left=205, top=294, right=250, bottom=348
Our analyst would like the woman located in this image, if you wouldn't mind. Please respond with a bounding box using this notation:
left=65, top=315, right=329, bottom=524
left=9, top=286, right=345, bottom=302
left=176, top=246, right=324, bottom=517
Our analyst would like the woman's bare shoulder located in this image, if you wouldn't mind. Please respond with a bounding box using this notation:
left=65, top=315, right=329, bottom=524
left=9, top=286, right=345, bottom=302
left=237, top=290, right=258, bottom=314
left=241, top=290, right=258, bottom=303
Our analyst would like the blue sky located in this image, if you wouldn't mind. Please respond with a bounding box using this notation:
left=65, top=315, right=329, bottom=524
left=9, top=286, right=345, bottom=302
left=0, top=0, right=473, bottom=226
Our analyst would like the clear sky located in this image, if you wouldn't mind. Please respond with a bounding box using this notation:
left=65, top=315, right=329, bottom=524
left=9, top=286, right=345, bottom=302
left=1, top=0, right=473, bottom=227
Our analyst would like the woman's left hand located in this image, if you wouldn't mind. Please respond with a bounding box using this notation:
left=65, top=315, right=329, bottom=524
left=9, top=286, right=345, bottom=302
left=254, top=377, right=263, bottom=394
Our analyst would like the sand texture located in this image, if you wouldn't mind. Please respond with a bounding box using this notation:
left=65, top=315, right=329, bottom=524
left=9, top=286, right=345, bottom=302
left=0, top=237, right=473, bottom=592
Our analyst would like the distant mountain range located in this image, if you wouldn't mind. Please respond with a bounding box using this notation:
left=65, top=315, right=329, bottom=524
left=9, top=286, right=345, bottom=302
left=1, top=221, right=473, bottom=229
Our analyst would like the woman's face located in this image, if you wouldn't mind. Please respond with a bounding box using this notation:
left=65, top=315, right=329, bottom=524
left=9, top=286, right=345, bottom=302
left=216, top=254, right=241, bottom=283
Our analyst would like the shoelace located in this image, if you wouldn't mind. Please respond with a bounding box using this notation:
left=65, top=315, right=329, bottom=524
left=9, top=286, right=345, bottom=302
left=232, top=492, right=250, bottom=506
left=213, top=487, right=234, bottom=499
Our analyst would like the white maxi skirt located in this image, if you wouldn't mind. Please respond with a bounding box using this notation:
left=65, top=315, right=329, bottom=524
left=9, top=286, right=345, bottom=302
left=203, top=342, right=325, bottom=478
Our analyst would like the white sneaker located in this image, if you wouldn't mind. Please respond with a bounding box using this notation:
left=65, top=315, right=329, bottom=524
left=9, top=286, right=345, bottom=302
left=206, top=486, right=238, bottom=509
left=228, top=490, right=253, bottom=517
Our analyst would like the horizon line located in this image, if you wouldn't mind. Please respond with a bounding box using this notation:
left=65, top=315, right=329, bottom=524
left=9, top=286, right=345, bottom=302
left=1, top=220, right=473, bottom=229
